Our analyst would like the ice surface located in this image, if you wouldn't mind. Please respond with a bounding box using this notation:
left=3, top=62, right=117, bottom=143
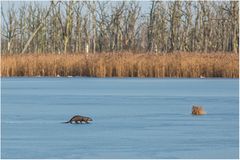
left=1, top=78, right=239, bottom=158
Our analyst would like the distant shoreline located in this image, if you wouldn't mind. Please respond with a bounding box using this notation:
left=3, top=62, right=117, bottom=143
left=1, top=76, right=239, bottom=79
left=1, top=52, right=239, bottom=78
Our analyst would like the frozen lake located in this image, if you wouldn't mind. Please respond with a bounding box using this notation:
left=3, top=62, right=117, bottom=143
left=1, top=78, right=239, bottom=158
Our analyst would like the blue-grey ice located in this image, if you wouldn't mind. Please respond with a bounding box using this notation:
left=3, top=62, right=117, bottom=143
left=1, top=78, right=239, bottom=158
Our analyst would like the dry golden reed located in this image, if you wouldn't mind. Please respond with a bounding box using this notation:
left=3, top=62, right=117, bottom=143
left=1, top=52, right=239, bottom=78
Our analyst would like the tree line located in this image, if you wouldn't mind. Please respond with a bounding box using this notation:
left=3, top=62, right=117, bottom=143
left=1, top=1, right=239, bottom=54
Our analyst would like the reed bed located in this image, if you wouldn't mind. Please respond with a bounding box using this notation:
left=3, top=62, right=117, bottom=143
left=1, top=52, right=239, bottom=78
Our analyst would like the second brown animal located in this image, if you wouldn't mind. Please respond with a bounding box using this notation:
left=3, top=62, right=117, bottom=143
left=192, top=105, right=206, bottom=115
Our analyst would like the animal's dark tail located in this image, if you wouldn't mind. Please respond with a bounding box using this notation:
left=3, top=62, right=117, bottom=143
left=62, top=121, right=70, bottom=124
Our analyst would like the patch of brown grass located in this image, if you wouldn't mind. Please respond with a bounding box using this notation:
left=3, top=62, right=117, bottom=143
left=1, top=52, right=239, bottom=78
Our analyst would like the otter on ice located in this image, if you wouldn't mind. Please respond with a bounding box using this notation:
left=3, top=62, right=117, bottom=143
left=192, top=105, right=206, bottom=115
left=64, top=115, right=93, bottom=124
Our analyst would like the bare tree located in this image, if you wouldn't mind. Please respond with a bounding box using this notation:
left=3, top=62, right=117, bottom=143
left=21, top=1, right=58, bottom=54
left=1, top=1, right=238, bottom=54
left=1, top=4, right=19, bottom=54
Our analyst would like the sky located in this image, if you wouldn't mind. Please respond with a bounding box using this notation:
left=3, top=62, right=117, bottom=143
left=1, top=1, right=152, bottom=15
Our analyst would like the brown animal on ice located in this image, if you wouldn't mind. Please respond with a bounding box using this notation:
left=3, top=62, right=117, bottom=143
left=64, top=115, right=93, bottom=124
left=192, top=105, right=206, bottom=115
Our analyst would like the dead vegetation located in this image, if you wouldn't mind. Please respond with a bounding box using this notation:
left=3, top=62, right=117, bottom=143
left=1, top=52, right=238, bottom=78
